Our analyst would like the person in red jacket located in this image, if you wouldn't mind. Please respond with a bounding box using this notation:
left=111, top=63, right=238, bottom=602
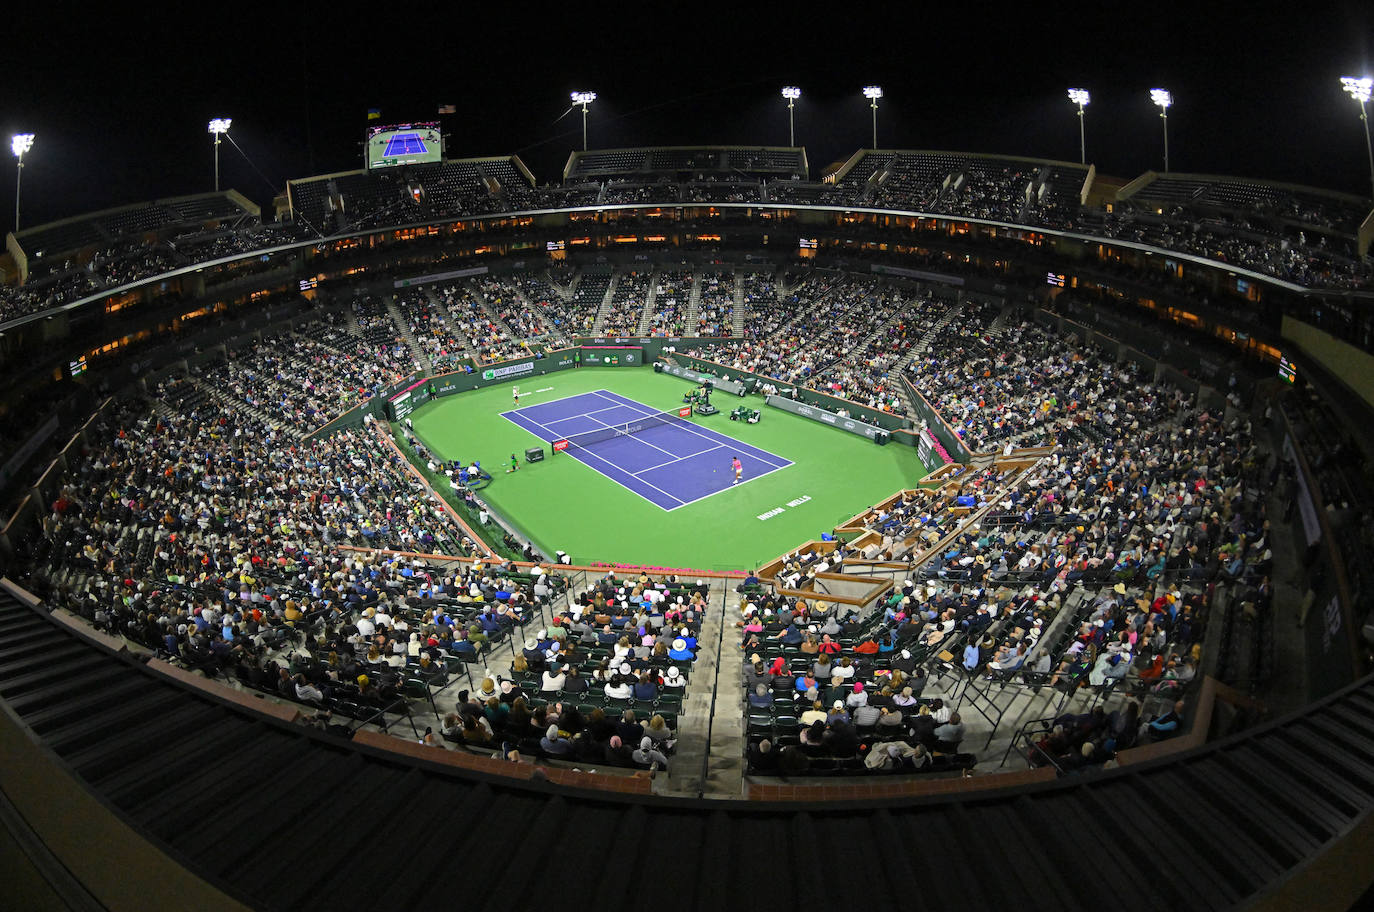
left=853, top=635, right=880, bottom=655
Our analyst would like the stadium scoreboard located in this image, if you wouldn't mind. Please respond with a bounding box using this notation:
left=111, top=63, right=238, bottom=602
left=366, top=122, right=442, bottom=170
left=1278, top=354, right=1297, bottom=384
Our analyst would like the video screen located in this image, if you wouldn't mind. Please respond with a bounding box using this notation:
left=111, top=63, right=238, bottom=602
left=366, top=123, right=442, bottom=169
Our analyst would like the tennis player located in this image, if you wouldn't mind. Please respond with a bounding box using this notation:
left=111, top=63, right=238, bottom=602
left=512, top=386, right=520, bottom=406
left=732, top=456, right=743, bottom=485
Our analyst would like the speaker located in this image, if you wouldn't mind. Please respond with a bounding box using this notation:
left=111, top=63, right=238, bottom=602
left=525, top=447, right=545, bottom=463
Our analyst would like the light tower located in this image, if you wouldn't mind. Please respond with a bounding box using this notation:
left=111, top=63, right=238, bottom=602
left=1340, top=76, right=1374, bottom=201
left=1067, top=88, right=1090, bottom=164
left=571, top=91, right=596, bottom=151
left=781, top=86, right=801, bottom=147
left=208, top=118, right=232, bottom=192
left=1150, top=88, right=1173, bottom=172
left=863, top=86, right=883, bottom=150
left=11, top=133, right=34, bottom=232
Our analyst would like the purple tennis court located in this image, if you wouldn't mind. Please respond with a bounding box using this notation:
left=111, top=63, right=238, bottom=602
left=382, top=133, right=428, bottom=156
left=501, top=389, right=792, bottom=510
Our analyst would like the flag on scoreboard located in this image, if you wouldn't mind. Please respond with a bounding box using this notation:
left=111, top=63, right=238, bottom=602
left=367, top=108, right=381, bottom=120
left=437, top=103, right=457, bottom=114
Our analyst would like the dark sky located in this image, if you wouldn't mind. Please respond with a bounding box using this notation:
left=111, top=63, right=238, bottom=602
left=3, top=2, right=1372, bottom=231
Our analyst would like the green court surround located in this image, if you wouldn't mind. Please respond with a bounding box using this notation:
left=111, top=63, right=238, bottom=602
left=405, top=367, right=925, bottom=571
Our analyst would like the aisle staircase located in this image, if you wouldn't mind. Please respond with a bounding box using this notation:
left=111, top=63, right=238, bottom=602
left=900, top=299, right=964, bottom=367
left=731, top=269, right=746, bottom=337
left=590, top=273, right=621, bottom=334
left=189, top=376, right=293, bottom=439
left=680, top=273, right=704, bottom=334
left=387, top=296, right=435, bottom=371
left=635, top=269, right=661, bottom=337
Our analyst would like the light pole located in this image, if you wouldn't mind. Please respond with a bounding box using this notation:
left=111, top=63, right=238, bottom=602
left=1150, top=88, right=1173, bottom=172
left=11, top=133, right=33, bottom=232
left=1067, top=88, right=1090, bottom=164
left=11, top=133, right=34, bottom=232
left=781, top=86, right=800, bottom=146
left=571, top=91, right=596, bottom=151
left=208, top=118, right=231, bottom=192
left=863, top=86, right=883, bottom=150
left=1340, top=76, right=1374, bottom=201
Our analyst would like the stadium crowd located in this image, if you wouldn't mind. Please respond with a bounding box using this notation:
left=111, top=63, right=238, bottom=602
left=741, top=385, right=1267, bottom=774
left=3, top=147, right=1370, bottom=330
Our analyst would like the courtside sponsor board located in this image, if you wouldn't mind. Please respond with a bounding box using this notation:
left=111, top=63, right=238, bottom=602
left=767, top=395, right=884, bottom=440
left=482, top=361, right=536, bottom=381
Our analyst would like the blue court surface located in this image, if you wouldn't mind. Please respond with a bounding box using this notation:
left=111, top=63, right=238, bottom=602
left=382, top=133, right=428, bottom=156
left=501, top=390, right=792, bottom=511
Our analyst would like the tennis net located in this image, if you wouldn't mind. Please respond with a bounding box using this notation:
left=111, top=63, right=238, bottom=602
left=554, top=407, right=693, bottom=453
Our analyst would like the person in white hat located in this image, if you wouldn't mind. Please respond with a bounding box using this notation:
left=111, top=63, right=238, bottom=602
left=603, top=667, right=633, bottom=701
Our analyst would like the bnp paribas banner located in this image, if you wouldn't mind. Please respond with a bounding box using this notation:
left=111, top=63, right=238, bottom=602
left=481, top=361, right=537, bottom=382
left=390, top=352, right=577, bottom=418
left=476, top=351, right=577, bottom=385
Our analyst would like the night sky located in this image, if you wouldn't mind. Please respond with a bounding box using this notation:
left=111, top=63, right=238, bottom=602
left=3, top=2, right=1372, bottom=232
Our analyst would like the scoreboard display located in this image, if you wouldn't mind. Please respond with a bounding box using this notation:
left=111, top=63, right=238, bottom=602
left=1278, top=354, right=1297, bottom=384
left=366, top=123, right=442, bottom=170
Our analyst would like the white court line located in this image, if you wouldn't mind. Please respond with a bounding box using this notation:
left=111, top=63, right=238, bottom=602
left=500, top=409, right=562, bottom=440
left=577, top=403, right=637, bottom=419
left=541, top=403, right=633, bottom=432
left=499, top=389, right=608, bottom=418
left=590, top=389, right=792, bottom=469
left=633, top=442, right=726, bottom=476
left=512, top=392, right=658, bottom=432
left=566, top=444, right=686, bottom=507
left=582, top=413, right=679, bottom=459
left=499, top=399, right=686, bottom=509
left=662, top=466, right=785, bottom=512
left=502, top=388, right=793, bottom=511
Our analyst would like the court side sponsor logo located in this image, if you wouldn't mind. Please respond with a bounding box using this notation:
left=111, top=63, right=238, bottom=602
left=481, top=361, right=536, bottom=381
left=757, top=507, right=785, bottom=521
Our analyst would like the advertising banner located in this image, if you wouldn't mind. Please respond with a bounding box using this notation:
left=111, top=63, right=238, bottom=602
left=766, top=394, right=885, bottom=441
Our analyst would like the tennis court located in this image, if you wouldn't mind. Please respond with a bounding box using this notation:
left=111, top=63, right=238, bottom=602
left=382, top=133, right=428, bottom=157
left=405, top=368, right=923, bottom=569
left=501, top=390, right=791, bottom=510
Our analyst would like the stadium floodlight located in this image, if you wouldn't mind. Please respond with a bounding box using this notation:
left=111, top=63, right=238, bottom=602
left=781, top=87, right=801, bottom=146
left=11, top=133, right=34, bottom=232
left=571, top=91, right=596, bottom=151
left=1150, top=89, right=1173, bottom=172
left=1067, top=88, right=1090, bottom=164
left=208, top=118, right=232, bottom=192
left=1341, top=77, right=1374, bottom=201
left=863, top=86, right=883, bottom=149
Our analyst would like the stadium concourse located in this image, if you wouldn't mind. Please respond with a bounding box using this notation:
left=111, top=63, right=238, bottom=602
left=1, top=143, right=1373, bottom=910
